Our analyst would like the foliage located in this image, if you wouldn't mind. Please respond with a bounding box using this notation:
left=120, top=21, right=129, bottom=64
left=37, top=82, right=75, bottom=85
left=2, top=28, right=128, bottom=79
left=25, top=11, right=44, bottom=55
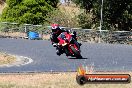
left=72, top=0, right=93, bottom=13
left=45, top=9, right=79, bottom=28
left=6, top=0, right=22, bottom=8
left=0, top=22, right=10, bottom=32
left=73, top=0, right=132, bottom=31
left=1, top=0, right=54, bottom=25
left=45, top=0, right=59, bottom=8
left=77, top=12, right=93, bottom=29
left=106, top=0, right=132, bottom=31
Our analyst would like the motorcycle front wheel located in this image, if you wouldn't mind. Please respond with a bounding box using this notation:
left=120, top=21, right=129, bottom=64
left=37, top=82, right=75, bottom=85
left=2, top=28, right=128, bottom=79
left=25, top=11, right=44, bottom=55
left=70, top=46, right=82, bottom=58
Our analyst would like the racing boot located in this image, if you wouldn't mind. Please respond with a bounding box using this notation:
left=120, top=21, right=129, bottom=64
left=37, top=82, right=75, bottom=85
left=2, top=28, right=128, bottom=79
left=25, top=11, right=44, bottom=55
left=78, top=42, right=82, bottom=46
left=52, top=42, right=58, bottom=47
left=56, top=46, right=62, bottom=56
left=53, top=43, right=58, bottom=47
left=56, top=50, right=61, bottom=56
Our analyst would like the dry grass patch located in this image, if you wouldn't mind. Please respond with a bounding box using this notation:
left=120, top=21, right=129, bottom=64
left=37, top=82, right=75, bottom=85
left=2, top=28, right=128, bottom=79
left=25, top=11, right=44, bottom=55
left=59, top=5, right=81, bottom=18
left=0, top=52, right=16, bottom=65
left=0, top=72, right=131, bottom=88
left=0, top=32, right=26, bottom=38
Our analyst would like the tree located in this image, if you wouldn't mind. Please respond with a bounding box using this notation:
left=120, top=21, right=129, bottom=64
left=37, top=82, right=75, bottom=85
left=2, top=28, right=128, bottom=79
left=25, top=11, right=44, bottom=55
left=72, top=0, right=93, bottom=13
left=73, top=0, right=132, bottom=31
left=45, top=0, right=59, bottom=8
left=97, top=0, right=132, bottom=31
left=1, top=0, right=54, bottom=25
left=45, top=9, right=79, bottom=27
left=78, top=12, right=93, bottom=28
left=6, top=0, right=22, bottom=8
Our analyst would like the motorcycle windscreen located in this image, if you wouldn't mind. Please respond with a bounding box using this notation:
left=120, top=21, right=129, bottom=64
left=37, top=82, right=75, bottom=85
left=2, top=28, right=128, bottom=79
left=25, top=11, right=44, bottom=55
left=58, top=32, right=66, bottom=40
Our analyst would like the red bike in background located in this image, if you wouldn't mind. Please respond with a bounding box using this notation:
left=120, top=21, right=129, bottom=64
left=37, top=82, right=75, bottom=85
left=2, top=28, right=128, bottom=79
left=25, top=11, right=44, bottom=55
left=56, top=32, right=82, bottom=58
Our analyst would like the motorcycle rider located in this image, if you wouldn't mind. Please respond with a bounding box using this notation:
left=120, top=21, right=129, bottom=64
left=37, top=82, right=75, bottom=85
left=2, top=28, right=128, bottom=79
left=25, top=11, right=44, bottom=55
left=50, top=23, right=81, bottom=56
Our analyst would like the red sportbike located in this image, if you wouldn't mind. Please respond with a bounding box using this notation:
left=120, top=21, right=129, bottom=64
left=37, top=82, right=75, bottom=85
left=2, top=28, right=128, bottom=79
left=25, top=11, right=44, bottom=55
left=57, top=32, right=82, bottom=58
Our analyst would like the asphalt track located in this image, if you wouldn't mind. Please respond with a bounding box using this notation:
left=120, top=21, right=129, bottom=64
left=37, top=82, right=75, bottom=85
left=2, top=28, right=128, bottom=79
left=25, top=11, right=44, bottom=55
left=0, top=38, right=132, bottom=72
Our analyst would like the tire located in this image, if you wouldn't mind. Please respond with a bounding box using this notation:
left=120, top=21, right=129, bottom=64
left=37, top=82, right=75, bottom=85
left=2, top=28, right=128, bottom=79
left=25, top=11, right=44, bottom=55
left=70, top=46, right=81, bottom=57
left=76, top=75, right=86, bottom=85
